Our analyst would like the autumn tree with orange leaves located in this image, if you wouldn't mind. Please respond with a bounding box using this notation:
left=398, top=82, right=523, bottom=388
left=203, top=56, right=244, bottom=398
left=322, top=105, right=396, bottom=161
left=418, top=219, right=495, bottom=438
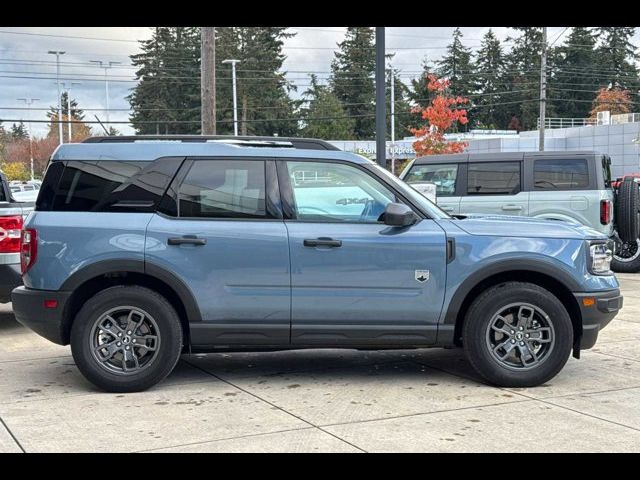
left=410, top=74, right=469, bottom=156
left=589, top=87, right=633, bottom=118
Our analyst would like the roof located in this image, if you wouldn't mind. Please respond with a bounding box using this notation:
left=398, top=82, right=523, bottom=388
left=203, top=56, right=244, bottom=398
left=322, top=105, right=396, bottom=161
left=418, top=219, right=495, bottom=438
left=83, top=135, right=340, bottom=151
left=51, top=139, right=371, bottom=164
left=412, top=150, right=603, bottom=164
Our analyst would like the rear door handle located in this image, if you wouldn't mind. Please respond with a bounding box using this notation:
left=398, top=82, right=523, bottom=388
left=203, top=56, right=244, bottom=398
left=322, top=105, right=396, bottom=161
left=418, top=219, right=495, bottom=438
left=303, top=237, right=342, bottom=248
left=168, top=235, right=207, bottom=246
left=501, top=205, right=523, bottom=211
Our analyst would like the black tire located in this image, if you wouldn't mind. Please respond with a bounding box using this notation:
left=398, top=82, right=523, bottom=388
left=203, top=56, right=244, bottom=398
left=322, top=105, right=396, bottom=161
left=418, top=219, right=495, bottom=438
left=70, top=285, right=183, bottom=393
left=462, top=282, right=573, bottom=388
left=615, top=177, right=640, bottom=243
left=612, top=239, right=640, bottom=273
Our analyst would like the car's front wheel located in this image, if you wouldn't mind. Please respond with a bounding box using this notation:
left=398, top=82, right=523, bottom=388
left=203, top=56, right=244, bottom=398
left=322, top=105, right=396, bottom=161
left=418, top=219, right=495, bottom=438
left=463, top=282, right=573, bottom=388
left=70, top=286, right=183, bottom=393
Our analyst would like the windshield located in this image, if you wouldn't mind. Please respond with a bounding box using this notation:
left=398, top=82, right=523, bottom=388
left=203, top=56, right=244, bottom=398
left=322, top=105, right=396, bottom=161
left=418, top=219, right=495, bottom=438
left=367, top=163, right=452, bottom=219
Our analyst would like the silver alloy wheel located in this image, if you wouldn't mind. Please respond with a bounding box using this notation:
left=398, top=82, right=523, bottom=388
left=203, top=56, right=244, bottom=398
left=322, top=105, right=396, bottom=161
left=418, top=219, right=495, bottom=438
left=89, top=306, right=161, bottom=376
left=613, top=239, right=640, bottom=263
left=485, top=303, right=555, bottom=371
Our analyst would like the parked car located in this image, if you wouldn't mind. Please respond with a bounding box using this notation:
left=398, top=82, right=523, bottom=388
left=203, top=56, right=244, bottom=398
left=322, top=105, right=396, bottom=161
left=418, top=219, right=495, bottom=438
left=399, top=151, right=640, bottom=272
left=0, top=171, right=34, bottom=303
left=12, top=136, right=622, bottom=392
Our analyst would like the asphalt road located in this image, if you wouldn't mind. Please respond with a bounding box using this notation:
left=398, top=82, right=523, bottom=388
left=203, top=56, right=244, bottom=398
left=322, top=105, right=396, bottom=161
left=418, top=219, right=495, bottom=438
left=1, top=275, right=639, bottom=452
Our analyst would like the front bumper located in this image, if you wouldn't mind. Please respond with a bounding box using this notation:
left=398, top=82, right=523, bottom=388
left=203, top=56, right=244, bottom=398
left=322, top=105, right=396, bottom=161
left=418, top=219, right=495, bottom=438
left=0, top=262, right=22, bottom=303
left=11, top=287, right=71, bottom=345
left=574, top=288, right=623, bottom=350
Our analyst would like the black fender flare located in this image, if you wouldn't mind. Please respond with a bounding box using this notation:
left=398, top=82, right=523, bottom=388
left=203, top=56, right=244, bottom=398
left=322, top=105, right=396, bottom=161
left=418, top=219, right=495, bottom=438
left=442, top=258, right=582, bottom=326
left=60, top=259, right=202, bottom=322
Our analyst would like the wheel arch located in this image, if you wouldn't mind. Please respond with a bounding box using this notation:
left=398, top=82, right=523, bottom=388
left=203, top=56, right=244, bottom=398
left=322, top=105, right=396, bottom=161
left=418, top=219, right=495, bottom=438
left=443, top=261, right=583, bottom=354
left=59, top=259, right=201, bottom=348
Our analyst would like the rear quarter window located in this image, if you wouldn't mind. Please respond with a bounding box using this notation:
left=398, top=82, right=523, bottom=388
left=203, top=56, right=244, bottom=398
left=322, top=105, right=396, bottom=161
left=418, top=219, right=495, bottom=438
left=534, top=158, right=589, bottom=190
left=49, top=158, right=183, bottom=212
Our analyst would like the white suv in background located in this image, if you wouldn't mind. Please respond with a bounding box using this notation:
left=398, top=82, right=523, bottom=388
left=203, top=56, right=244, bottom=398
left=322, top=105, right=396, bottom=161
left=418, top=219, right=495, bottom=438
left=399, top=151, right=633, bottom=270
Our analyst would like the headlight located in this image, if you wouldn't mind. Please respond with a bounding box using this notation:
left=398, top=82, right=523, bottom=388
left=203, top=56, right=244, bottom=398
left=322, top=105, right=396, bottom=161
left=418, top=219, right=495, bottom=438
left=589, top=241, right=613, bottom=275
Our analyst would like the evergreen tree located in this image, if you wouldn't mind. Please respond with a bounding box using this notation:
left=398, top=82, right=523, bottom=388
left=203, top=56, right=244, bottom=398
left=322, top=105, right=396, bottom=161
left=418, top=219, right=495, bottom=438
left=330, top=27, right=376, bottom=139
left=550, top=27, right=599, bottom=119
left=301, top=75, right=355, bottom=139
left=594, top=27, right=639, bottom=90
left=474, top=29, right=508, bottom=129
left=47, top=92, right=85, bottom=121
left=504, top=27, right=548, bottom=130
left=409, top=56, right=437, bottom=129
left=217, top=27, right=298, bottom=136
left=437, top=28, right=474, bottom=96
left=10, top=122, right=28, bottom=140
left=129, top=27, right=201, bottom=134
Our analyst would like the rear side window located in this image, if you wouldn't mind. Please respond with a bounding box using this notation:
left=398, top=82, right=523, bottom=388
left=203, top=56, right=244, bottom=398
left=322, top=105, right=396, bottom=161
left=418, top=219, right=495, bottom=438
left=534, top=159, right=589, bottom=190
left=468, top=162, right=521, bottom=195
left=50, top=158, right=183, bottom=212
left=178, top=160, right=266, bottom=219
left=404, top=164, right=458, bottom=197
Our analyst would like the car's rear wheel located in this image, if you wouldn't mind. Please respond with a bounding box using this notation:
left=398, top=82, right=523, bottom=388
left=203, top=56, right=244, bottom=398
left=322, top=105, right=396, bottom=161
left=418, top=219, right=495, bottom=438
left=463, top=282, right=573, bottom=388
left=70, top=286, right=183, bottom=393
left=612, top=238, right=640, bottom=273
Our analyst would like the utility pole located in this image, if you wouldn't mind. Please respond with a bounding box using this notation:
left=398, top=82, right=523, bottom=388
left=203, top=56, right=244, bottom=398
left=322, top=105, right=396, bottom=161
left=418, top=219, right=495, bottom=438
left=91, top=60, right=121, bottom=128
left=375, top=27, right=386, bottom=168
left=17, top=97, right=39, bottom=181
left=538, top=27, right=547, bottom=152
left=222, top=59, right=241, bottom=136
left=48, top=50, right=65, bottom=145
left=61, top=82, right=81, bottom=142
left=389, top=62, right=396, bottom=174
left=201, top=27, right=216, bottom=135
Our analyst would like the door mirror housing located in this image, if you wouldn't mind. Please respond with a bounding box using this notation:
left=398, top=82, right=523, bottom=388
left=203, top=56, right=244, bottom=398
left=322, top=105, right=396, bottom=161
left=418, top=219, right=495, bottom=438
left=383, top=202, right=418, bottom=227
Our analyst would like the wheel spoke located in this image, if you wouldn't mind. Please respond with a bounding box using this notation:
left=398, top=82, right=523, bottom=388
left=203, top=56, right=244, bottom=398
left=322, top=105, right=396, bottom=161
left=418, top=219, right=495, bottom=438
left=493, top=339, right=516, bottom=360
left=132, top=334, right=158, bottom=353
left=491, top=316, right=514, bottom=336
left=125, top=310, right=146, bottom=335
left=527, top=327, right=552, bottom=343
left=517, top=306, right=534, bottom=328
left=95, top=341, right=120, bottom=362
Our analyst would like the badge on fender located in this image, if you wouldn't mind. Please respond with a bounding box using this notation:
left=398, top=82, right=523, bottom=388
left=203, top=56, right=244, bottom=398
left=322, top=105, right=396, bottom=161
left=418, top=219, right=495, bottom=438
left=415, top=270, right=430, bottom=283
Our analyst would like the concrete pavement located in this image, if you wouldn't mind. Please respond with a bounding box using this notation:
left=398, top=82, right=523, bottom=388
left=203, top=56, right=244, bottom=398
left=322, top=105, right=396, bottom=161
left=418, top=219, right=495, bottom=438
left=1, top=274, right=639, bottom=452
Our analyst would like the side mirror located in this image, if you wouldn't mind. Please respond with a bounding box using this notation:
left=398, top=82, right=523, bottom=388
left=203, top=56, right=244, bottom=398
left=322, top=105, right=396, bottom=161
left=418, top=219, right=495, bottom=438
left=383, top=202, right=418, bottom=227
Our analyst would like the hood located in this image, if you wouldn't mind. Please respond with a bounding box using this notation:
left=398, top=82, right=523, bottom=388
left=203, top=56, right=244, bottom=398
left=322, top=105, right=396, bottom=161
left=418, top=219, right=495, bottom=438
left=452, top=214, right=605, bottom=240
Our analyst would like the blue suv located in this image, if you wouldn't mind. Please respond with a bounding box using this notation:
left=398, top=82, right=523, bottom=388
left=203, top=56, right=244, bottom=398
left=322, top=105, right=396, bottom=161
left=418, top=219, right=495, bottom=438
left=12, top=136, right=623, bottom=392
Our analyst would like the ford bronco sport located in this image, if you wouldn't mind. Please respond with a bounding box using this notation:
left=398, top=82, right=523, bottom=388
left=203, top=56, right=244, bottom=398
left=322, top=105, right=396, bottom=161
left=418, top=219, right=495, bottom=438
left=12, top=136, right=623, bottom=392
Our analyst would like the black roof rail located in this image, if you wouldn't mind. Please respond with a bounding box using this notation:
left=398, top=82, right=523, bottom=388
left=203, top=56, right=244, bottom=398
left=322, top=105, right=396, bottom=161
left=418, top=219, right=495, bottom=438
left=82, top=135, right=341, bottom=151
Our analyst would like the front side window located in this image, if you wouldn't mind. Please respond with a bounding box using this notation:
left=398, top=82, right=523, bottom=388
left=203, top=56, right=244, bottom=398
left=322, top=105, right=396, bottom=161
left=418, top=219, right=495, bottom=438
left=468, top=162, right=521, bottom=195
left=286, top=161, right=396, bottom=222
left=178, top=160, right=266, bottom=218
left=404, top=163, right=458, bottom=196
left=534, top=158, right=589, bottom=190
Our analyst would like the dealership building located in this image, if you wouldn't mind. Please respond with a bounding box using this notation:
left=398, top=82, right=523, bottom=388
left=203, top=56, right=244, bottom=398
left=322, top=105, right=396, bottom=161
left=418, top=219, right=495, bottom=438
left=329, top=115, right=640, bottom=178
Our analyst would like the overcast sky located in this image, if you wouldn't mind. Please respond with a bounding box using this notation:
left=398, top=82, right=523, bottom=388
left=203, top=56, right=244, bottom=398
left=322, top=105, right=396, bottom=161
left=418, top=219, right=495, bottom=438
left=0, top=27, right=638, bottom=137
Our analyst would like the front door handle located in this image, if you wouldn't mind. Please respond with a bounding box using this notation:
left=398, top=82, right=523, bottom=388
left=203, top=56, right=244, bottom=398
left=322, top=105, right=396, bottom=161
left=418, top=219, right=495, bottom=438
left=303, top=237, right=342, bottom=248
left=501, top=205, right=523, bottom=211
left=168, top=235, right=207, bottom=246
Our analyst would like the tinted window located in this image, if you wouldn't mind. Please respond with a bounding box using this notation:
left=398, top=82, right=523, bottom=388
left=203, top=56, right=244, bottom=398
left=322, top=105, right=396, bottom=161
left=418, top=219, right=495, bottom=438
left=178, top=160, right=266, bottom=218
left=404, top=164, right=458, bottom=196
left=602, top=156, right=612, bottom=189
left=468, top=162, right=521, bottom=195
left=286, top=161, right=396, bottom=223
left=534, top=158, right=589, bottom=190
left=52, top=158, right=182, bottom=212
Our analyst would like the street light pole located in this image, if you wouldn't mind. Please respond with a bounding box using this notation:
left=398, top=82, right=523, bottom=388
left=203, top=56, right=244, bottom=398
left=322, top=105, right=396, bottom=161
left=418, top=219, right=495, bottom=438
left=389, top=61, right=396, bottom=175
left=222, top=59, right=241, bottom=136
left=17, top=97, right=39, bottom=181
left=91, top=60, right=121, bottom=129
left=48, top=50, right=65, bottom=145
left=61, top=82, right=81, bottom=142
